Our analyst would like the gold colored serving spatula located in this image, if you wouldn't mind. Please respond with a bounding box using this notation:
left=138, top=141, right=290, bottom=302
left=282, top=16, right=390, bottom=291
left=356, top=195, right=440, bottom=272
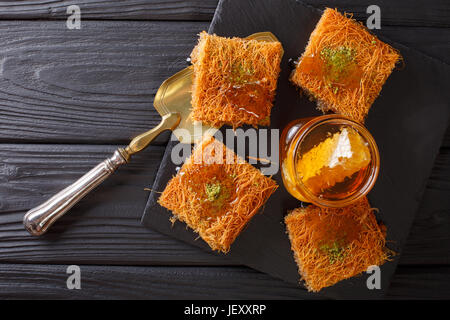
left=23, top=32, right=280, bottom=236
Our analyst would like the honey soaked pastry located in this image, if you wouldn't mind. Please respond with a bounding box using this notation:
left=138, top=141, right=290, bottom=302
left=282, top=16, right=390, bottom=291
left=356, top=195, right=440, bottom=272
left=290, top=8, right=401, bottom=123
left=285, top=197, right=391, bottom=292
left=158, top=136, right=278, bottom=253
left=190, top=31, right=283, bottom=128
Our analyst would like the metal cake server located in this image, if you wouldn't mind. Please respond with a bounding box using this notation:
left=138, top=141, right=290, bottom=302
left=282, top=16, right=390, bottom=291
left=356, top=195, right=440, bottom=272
left=23, top=32, right=280, bottom=236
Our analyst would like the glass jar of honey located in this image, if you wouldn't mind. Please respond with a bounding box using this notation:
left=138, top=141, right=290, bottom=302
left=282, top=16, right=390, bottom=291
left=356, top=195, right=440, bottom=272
left=280, top=114, right=380, bottom=208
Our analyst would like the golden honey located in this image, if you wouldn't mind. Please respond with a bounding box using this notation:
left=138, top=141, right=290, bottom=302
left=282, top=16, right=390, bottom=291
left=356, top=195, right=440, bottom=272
left=280, top=115, right=379, bottom=207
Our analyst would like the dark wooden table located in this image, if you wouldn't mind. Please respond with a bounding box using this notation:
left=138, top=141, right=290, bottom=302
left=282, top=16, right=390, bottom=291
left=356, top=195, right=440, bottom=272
left=0, top=0, right=448, bottom=299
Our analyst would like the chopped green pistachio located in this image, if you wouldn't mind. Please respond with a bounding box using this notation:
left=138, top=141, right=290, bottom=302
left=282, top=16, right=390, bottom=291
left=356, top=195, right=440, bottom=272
left=320, top=46, right=356, bottom=84
left=205, top=181, right=231, bottom=211
left=319, top=240, right=348, bottom=264
left=229, top=62, right=255, bottom=85
left=205, top=183, right=221, bottom=202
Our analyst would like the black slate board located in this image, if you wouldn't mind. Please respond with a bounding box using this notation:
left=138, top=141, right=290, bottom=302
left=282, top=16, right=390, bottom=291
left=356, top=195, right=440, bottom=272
left=142, top=0, right=450, bottom=299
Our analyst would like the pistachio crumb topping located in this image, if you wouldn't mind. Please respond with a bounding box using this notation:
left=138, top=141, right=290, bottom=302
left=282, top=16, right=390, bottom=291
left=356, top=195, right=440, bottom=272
left=319, top=240, right=349, bottom=264
left=205, top=183, right=221, bottom=202
left=320, top=46, right=356, bottom=74
left=320, top=46, right=357, bottom=93
left=229, top=62, right=254, bottom=85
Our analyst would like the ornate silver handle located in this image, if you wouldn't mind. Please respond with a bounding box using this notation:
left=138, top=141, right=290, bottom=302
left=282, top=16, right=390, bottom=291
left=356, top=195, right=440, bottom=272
left=23, top=148, right=130, bottom=236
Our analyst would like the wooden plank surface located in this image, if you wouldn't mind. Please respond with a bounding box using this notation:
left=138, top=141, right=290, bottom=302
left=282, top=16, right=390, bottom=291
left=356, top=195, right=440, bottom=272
left=0, top=263, right=448, bottom=299
left=0, top=20, right=208, bottom=144
left=0, top=21, right=447, bottom=146
left=0, top=144, right=229, bottom=265
left=0, top=0, right=448, bottom=28
left=0, top=0, right=449, bottom=299
left=0, top=0, right=219, bottom=21
left=0, top=141, right=448, bottom=266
